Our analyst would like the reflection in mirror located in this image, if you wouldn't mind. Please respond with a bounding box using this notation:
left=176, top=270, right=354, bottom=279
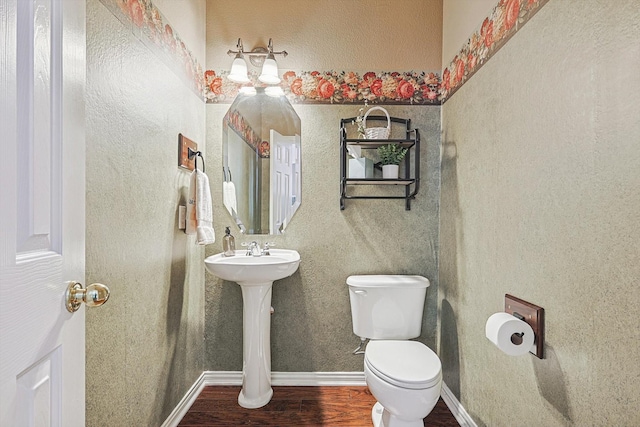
left=223, top=87, right=301, bottom=235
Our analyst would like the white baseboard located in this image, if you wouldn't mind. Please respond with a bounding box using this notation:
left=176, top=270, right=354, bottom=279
left=201, top=370, right=367, bottom=386
left=202, top=370, right=242, bottom=385
left=272, top=371, right=366, bottom=386
left=161, top=371, right=366, bottom=427
left=440, top=382, right=477, bottom=427
left=160, top=371, right=207, bottom=427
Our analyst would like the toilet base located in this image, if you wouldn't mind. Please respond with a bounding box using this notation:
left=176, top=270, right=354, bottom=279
left=371, top=402, right=424, bottom=427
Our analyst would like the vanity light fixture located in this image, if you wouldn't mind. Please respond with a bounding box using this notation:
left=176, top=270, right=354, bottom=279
left=227, top=38, right=288, bottom=85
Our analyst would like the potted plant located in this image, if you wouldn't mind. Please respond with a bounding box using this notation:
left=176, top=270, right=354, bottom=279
left=377, top=144, right=408, bottom=179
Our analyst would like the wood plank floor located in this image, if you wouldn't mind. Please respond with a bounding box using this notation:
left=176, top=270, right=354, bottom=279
left=178, top=386, right=459, bottom=426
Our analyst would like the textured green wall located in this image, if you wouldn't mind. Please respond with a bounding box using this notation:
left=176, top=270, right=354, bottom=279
left=85, top=0, right=205, bottom=425
left=439, top=1, right=640, bottom=425
left=205, top=104, right=442, bottom=371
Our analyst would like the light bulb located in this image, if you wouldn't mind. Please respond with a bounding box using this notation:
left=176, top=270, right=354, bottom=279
left=228, top=54, right=249, bottom=83
left=258, top=53, right=280, bottom=84
left=239, top=86, right=257, bottom=96
left=265, top=86, right=284, bottom=97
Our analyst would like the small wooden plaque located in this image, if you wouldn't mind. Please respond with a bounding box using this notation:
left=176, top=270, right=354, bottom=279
left=178, top=133, right=197, bottom=171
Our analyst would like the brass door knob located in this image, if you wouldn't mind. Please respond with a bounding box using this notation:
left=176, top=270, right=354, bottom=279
left=65, top=281, right=110, bottom=313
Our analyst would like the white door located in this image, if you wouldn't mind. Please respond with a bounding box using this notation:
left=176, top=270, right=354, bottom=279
left=0, top=1, right=91, bottom=426
left=269, top=130, right=301, bottom=234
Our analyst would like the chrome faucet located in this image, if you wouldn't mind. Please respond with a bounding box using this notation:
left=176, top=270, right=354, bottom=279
left=243, top=241, right=274, bottom=256
left=246, top=241, right=262, bottom=256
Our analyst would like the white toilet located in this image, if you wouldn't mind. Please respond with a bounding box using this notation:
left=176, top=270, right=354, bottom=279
left=347, top=275, right=442, bottom=427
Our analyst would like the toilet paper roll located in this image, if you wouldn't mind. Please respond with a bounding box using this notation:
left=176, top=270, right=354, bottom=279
left=485, top=312, right=535, bottom=356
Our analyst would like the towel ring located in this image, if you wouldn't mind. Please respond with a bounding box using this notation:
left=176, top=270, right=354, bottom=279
left=188, top=148, right=205, bottom=173
left=222, top=166, right=233, bottom=182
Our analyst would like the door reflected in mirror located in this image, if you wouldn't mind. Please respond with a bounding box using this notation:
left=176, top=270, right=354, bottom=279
left=222, top=87, right=301, bottom=235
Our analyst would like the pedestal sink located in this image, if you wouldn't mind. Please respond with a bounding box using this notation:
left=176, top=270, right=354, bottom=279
left=204, top=249, right=301, bottom=408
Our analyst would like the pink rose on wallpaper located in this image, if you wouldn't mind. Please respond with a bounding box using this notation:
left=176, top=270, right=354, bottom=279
left=204, top=70, right=216, bottom=84
left=481, top=18, right=494, bottom=48
left=467, top=53, right=477, bottom=70
left=259, top=141, right=270, bottom=157
left=370, top=79, right=383, bottom=97
left=363, top=72, right=376, bottom=82
left=164, top=24, right=176, bottom=51
left=317, top=78, right=335, bottom=99
left=422, top=85, right=437, bottom=100
left=282, top=71, right=296, bottom=82
left=127, top=0, right=144, bottom=28
left=179, top=41, right=187, bottom=60
left=442, top=68, right=451, bottom=91
left=360, top=72, right=377, bottom=88
left=426, top=89, right=438, bottom=100
left=341, top=84, right=358, bottom=100
left=290, top=78, right=303, bottom=96
left=209, top=77, right=223, bottom=95
left=396, top=80, right=415, bottom=99
left=505, top=0, right=520, bottom=30
left=455, top=58, right=465, bottom=83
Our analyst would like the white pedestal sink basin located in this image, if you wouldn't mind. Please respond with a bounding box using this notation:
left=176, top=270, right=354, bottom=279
left=204, top=249, right=300, bottom=408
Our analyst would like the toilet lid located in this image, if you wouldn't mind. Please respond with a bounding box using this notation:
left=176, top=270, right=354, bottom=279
left=365, top=341, right=442, bottom=390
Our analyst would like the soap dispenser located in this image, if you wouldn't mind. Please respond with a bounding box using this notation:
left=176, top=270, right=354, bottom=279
left=223, top=226, right=236, bottom=256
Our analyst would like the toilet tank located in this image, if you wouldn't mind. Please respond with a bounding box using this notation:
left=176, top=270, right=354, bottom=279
left=347, top=275, right=430, bottom=340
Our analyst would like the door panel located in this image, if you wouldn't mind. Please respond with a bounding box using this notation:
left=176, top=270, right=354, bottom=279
left=269, top=130, right=301, bottom=234
left=16, top=0, right=61, bottom=254
left=0, top=1, right=86, bottom=426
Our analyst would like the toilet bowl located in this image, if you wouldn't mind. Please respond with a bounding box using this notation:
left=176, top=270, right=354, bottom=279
left=346, top=275, right=442, bottom=427
left=364, top=340, right=442, bottom=427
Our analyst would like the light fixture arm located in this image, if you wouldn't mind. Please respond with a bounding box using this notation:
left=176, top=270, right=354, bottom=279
left=227, top=38, right=288, bottom=60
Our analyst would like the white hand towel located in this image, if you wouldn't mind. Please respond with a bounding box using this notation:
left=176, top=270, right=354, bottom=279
left=186, top=169, right=215, bottom=245
left=223, top=181, right=238, bottom=215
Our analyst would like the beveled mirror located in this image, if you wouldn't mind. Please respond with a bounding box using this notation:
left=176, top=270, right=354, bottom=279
left=222, top=87, right=301, bottom=235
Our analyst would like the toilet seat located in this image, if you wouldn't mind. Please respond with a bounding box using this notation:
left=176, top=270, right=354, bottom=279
left=365, top=341, right=441, bottom=390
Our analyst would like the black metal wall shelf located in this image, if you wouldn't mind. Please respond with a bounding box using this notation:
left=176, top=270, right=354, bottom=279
left=339, top=115, right=420, bottom=210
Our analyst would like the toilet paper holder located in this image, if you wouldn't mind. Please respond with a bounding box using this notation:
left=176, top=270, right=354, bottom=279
left=505, top=294, right=544, bottom=359
left=509, top=312, right=526, bottom=345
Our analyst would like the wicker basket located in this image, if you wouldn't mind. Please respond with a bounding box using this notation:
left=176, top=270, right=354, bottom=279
left=363, top=106, right=391, bottom=139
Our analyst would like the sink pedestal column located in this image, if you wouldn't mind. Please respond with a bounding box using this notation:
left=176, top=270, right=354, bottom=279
left=237, top=281, right=273, bottom=409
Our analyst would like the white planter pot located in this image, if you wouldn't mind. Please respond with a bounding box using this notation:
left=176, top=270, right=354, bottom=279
left=382, top=164, right=399, bottom=179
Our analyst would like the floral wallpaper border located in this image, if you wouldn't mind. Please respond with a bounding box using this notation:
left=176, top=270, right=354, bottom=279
left=224, top=109, right=269, bottom=158
left=99, top=0, right=205, bottom=98
left=100, top=0, right=548, bottom=106
left=204, top=70, right=442, bottom=105
left=441, top=0, right=549, bottom=102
